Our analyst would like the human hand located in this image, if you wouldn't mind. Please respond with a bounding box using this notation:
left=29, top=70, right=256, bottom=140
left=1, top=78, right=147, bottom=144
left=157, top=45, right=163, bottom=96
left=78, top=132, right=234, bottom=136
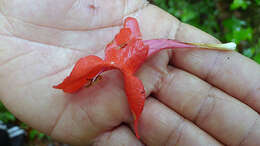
left=0, top=0, right=260, bottom=145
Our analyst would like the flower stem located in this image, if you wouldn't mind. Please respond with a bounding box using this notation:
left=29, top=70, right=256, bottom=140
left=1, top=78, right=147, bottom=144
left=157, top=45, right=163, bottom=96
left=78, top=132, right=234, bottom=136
left=143, top=39, right=236, bottom=57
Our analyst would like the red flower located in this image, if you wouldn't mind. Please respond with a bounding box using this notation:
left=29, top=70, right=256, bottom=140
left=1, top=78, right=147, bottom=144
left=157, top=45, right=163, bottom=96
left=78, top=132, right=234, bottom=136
left=54, top=17, right=148, bottom=138
left=54, top=17, right=236, bottom=139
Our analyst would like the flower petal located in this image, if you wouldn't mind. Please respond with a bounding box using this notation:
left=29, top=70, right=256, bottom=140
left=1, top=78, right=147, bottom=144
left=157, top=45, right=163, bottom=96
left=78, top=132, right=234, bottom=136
left=105, top=39, right=148, bottom=74
left=104, top=17, right=144, bottom=68
left=124, top=17, right=142, bottom=39
left=53, top=55, right=107, bottom=93
left=124, top=73, right=146, bottom=139
left=115, top=28, right=131, bottom=47
left=121, top=39, right=149, bottom=73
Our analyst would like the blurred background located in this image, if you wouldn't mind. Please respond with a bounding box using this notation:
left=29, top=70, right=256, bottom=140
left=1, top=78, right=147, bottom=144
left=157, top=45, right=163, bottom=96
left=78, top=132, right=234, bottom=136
left=0, top=0, right=259, bottom=145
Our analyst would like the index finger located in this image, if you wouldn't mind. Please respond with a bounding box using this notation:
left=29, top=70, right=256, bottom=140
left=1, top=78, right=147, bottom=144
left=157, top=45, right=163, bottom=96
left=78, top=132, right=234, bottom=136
left=171, top=23, right=260, bottom=113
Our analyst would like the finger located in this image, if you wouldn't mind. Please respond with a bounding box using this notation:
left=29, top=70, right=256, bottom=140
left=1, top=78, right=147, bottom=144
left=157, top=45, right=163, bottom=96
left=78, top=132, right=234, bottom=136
left=154, top=66, right=260, bottom=146
left=137, top=98, right=222, bottom=146
left=171, top=23, right=260, bottom=113
left=93, top=125, right=143, bottom=146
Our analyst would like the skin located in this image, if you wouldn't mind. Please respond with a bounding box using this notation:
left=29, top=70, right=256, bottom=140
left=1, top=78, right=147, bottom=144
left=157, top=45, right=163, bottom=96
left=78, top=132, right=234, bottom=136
left=0, top=0, right=260, bottom=145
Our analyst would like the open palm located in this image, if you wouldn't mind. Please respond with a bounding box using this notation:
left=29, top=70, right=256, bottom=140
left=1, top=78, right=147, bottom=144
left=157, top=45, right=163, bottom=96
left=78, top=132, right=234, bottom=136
left=1, top=0, right=260, bottom=146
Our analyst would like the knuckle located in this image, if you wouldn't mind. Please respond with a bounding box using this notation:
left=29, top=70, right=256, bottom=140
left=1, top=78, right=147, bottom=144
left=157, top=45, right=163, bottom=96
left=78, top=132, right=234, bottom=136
left=164, top=118, right=186, bottom=146
left=193, top=86, right=216, bottom=126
